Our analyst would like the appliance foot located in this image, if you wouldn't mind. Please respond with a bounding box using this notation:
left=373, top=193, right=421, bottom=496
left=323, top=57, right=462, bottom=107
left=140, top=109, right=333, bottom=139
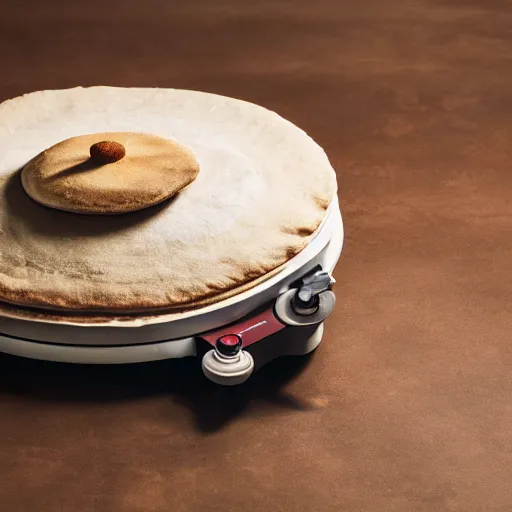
left=201, top=349, right=254, bottom=386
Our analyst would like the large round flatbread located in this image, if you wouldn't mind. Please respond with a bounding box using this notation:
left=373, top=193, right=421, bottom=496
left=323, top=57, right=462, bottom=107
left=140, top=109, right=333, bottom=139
left=21, top=132, right=200, bottom=214
left=0, top=86, right=337, bottom=313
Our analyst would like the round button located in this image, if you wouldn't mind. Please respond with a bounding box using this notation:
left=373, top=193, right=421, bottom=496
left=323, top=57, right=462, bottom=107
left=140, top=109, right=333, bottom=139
left=216, top=334, right=242, bottom=356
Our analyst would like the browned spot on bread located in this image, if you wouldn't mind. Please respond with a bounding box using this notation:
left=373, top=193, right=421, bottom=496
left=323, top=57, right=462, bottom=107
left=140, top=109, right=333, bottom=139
left=281, top=224, right=316, bottom=237
left=90, top=141, right=126, bottom=164
left=296, top=226, right=315, bottom=237
left=313, top=194, right=330, bottom=210
left=285, top=246, right=296, bottom=258
left=243, top=268, right=267, bottom=280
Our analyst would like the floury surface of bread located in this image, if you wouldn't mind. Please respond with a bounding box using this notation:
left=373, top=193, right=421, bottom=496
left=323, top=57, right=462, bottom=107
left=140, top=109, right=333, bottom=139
left=21, top=132, right=200, bottom=214
left=0, top=86, right=337, bottom=313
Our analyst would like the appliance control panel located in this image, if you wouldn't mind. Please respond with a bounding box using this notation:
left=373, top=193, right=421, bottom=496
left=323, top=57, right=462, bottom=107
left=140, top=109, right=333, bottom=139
left=200, top=306, right=286, bottom=349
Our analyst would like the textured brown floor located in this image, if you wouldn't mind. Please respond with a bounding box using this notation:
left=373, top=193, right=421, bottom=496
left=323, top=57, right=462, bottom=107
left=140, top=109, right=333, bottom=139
left=1, top=1, right=512, bottom=511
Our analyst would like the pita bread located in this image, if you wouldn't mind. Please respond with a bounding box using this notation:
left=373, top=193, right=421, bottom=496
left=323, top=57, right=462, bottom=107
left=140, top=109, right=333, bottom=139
left=0, top=86, right=337, bottom=313
left=21, top=132, right=200, bottom=214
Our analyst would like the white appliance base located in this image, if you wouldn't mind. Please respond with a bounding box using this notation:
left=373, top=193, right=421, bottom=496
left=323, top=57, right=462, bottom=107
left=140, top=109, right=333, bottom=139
left=0, top=323, right=324, bottom=374
left=0, top=333, right=196, bottom=364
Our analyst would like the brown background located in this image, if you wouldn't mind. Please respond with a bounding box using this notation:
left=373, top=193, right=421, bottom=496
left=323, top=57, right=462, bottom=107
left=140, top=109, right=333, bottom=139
left=1, top=1, right=511, bottom=511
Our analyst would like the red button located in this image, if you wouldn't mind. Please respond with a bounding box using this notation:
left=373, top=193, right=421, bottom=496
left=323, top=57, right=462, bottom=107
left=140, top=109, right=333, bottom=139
left=218, top=334, right=241, bottom=346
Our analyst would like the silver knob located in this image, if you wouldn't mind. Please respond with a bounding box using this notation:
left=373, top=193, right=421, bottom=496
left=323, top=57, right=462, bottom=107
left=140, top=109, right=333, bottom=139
left=274, top=269, right=336, bottom=327
left=297, top=270, right=335, bottom=303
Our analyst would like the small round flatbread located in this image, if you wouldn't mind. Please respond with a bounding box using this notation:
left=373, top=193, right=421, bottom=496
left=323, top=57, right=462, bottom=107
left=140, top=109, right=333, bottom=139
left=0, top=86, right=337, bottom=313
left=21, top=132, right=200, bottom=214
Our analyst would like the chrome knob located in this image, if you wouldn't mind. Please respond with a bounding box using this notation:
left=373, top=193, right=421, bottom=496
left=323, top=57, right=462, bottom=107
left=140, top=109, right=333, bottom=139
left=293, top=270, right=335, bottom=315
left=274, top=268, right=337, bottom=327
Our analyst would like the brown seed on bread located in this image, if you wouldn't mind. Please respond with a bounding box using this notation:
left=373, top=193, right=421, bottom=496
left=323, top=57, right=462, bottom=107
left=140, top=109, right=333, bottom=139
left=90, top=141, right=126, bottom=164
